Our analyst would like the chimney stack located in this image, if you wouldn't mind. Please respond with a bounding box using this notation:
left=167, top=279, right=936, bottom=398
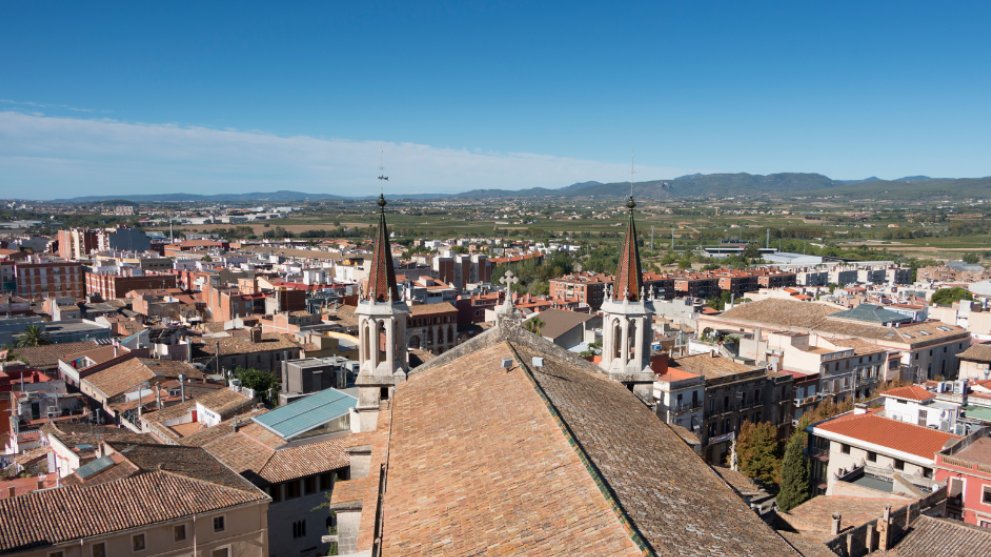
left=830, top=513, right=842, bottom=536
left=878, top=505, right=893, bottom=550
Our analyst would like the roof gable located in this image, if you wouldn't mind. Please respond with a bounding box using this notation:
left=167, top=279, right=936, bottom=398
left=388, top=323, right=798, bottom=555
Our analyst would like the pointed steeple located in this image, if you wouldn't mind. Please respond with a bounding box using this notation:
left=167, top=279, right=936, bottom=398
left=365, top=194, right=399, bottom=303
left=612, top=196, right=643, bottom=302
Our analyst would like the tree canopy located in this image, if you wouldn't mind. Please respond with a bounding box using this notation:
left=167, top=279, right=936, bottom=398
left=233, top=366, right=281, bottom=406
left=16, top=324, right=49, bottom=348
left=735, top=421, right=781, bottom=487
left=776, top=428, right=810, bottom=512
left=931, top=287, right=973, bottom=307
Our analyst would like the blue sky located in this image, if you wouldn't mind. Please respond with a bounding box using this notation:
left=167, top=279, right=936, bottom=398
left=2, top=1, right=990, bottom=198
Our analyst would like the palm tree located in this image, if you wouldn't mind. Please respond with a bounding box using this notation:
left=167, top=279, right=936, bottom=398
left=16, top=324, right=50, bottom=348
left=523, top=316, right=545, bottom=336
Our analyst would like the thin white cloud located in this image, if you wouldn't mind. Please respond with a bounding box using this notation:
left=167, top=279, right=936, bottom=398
left=0, top=111, right=691, bottom=199
left=0, top=98, right=109, bottom=114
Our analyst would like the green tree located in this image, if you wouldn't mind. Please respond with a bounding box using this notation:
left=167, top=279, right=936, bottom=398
left=963, top=252, right=980, bottom=264
left=776, top=429, right=810, bottom=512
left=233, top=367, right=281, bottom=406
left=16, top=324, right=49, bottom=348
left=523, top=316, right=545, bottom=336
left=931, top=287, right=974, bottom=307
left=742, top=242, right=762, bottom=263
left=735, top=421, right=781, bottom=487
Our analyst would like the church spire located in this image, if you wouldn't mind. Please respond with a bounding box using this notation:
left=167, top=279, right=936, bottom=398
left=612, top=195, right=644, bottom=301
left=364, top=193, right=399, bottom=303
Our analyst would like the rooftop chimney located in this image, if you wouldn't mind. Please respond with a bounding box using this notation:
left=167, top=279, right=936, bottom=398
left=830, top=513, right=842, bottom=536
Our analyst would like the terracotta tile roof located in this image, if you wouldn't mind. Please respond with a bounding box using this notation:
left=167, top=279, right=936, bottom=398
left=408, top=301, right=457, bottom=316
left=363, top=196, right=399, bottom=302
left=612, top=199, right=643, bottom=302
left=43, top=422, right=152, bottom=451
left=0, top=469, right=266, bottom=552
left=655, top=367, right=702, bottom=383
left=371, top=325, right=798, bottom=555
left=10, top=341, right=98, bottom=370
left=199, top=425, right=349, bottom=485
left=197, top=333, right=300, bottom=355
left=958, top=343, right=991, bottom=363
left=141, top=388, right=253, bottom=426
left=829, top=337, right=889, bottom=356
left=179, top=409, right=271, bottom=447
left=712, top=466, right=764, bottom=498
left=780, top=495, right=909, bottom=545
left=201, top=430, right=276, bottom=478
left=672, top=352, right=765, bottom=379
left=329, top=474, right=368, bottom=508
left=0, top=473, right=59, bottom=500
left=815, top=413, right=959, bottom=459
left=380, top=341, right=641, bottom=555
left=890, top=515, right=991, bottom=556
left=881, top=385, right=936, bottom=402
left=717, top=299, right=969, bottom=346
left=255, top=436, right=350, bottom=483
left=532, top=308, right=594, bottom=340
left=84, top=358, right=201, bottom=399
left=61, top=344, right=126, bottom=366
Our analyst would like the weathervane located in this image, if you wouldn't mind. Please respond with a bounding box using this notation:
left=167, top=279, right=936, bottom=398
left=629, top=152, right=636, bottom=198
left=377, top=147, right=389, bottom=193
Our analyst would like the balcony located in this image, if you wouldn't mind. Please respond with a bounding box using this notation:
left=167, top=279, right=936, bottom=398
left=793, top=395, right=817, bottom=407
left=665, top=402, right=703, bottom=416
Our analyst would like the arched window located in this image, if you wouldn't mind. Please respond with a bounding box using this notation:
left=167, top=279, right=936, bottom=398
left=628, top=320, right=638, bottom=359
left=377, top=321, right=388, bottom=363
left=612, top=320, right=622, bottom=359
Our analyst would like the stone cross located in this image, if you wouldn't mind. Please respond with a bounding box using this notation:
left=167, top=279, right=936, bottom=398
left=497, top=271, right=520, bottom=320
left=499, top=270, right=519, bottom=290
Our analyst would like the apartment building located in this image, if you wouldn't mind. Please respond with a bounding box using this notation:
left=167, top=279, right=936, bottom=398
left=56, top=228, right=105, bottom=260
left=548, top=271, right=611, bottom=309
left=674, top=273, right=720, bottom=299
left=85, top=270, right=177, bottom=300
left=936, top=427, right=991, bottom=526
left=407, top=302, right=458, bottom=354
left=810, top=410, right=960, bottom=497
left=653, top=367, right=705, bottom=433
left=14, top=260, right=85, bottom=299
left=880, top=384, right=962, bottom=433
left=700, top=299, right=972, bottom=382
left=744, top=331, right=887, bottom=403
left=0, top=441, right=270, bottom=557
left=669, top=352, right=794, bottom=465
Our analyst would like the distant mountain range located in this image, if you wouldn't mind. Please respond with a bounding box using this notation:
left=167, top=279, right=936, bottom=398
left=45, top=173, right=991, bottom=203
left=52, top=190, right=350, bottom=203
